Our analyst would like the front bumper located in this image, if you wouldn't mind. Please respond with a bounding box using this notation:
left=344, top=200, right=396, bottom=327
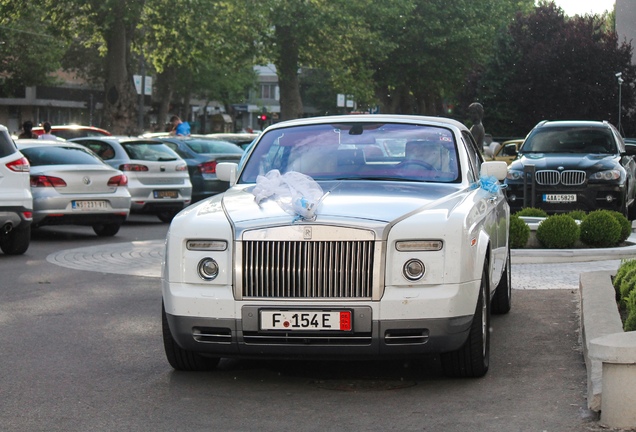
left=506, top=182, right=627, bottom=214
left=163, top=280, right=480, bottom=359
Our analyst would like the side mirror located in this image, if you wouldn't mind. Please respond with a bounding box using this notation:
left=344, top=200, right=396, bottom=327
left=480, top=161, right=508, bottom=181
left=217, top=162, right=238, bottom=186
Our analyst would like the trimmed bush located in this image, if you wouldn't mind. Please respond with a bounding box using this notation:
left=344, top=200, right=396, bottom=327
left=606, top=210, right=632, bottom=243
left=613, top=259, right=636, bottom=292
left=535, top=214, right=579, bottom=248
left=620, top=275, right=636, bottom=308
left=566, top=210, right=587, bottom=221
left=509, top=214, right=530, bottom=248
left=515, top=207, right=548, bottom=218
left=579, top=210, right=622, bottom=247
left=625, top=289, right=636, bottom=332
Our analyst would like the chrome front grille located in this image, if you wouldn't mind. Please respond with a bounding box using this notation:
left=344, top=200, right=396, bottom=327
left=242, top=240, right=374, bottom=299
left=535, top=170, right=586, bottom=186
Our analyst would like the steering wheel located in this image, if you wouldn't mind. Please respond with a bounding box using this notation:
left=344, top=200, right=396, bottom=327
left=399, top=160, right=437, bottom=171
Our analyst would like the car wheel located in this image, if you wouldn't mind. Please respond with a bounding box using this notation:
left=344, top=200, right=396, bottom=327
left=440, top=263, right=490, bottom=378
left=157, top=210, right=179, bottom=223
left=491, top=248, right=512, bottom=315
left=0, top=224, right=30, bottom=255
left=162, top=302, right=220, bottom=371
left=92, top=223, right=121, bottom=237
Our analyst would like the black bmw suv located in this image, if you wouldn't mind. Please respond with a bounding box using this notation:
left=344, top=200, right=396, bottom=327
left=505, top=120, right=636, bottom=219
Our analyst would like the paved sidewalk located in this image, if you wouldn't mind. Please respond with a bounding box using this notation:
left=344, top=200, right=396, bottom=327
left=47, top=237, right=635, bottom=290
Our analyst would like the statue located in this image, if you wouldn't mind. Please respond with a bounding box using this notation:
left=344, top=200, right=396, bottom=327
left=468, top=102, right=485, bottom=149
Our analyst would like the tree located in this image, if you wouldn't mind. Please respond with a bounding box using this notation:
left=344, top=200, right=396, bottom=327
left=473, top=2, right=636, bottom=136
left=370, top=0, right=534, bottom=116
left=0, top=2, right=65, bottom=96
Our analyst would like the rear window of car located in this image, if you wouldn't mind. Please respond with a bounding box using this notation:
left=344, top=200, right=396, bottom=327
left=0, top=129, right=17, bottom=158
left=20, top=146, right=105, bottom=166
left=183, top=139, right=244, bottom=155
left=121, top=142, right=180, bottom=161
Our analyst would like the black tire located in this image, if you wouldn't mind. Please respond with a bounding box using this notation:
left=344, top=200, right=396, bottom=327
left=441, top=264, right=490, bottom=378
left=0, top=224, right=30, bottom=255
left=162, top=302, right=220, bottom=371
left=157, top=210, right=179, bottom=223
left=491, top=248, right=512, bottom=315
left=92, top=223, right=121, bottom=237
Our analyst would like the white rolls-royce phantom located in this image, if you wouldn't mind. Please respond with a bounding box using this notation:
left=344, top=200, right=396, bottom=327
left=162, top=114, right=511, bottom=378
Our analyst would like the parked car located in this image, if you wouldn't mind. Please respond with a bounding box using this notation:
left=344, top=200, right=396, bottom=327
left=32, top=125, right=111, bottom=140
left=485, top=139, right=524, bottom=165
left=161, top=114, right=511, bottom=378
left=0, top=125, right=32, bottom=254
left=158, top=137, right=244, bottom=203
left=70, top=136, right=192, bottom=222
left=16, top=140, right=130, bottom=236
left=203, top=132, right=258, bottom=150
left=505, top=120, right=636, bottom=218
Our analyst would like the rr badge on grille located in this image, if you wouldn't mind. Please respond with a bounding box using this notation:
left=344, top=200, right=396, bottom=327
left=303, top=227, right=312, bottom=240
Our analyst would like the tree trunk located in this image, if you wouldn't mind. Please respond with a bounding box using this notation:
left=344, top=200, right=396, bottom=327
left=156, top=68, right=175, bottom=132
left=275, top=25, right=303, bottom=121
left=102, top=5, right=138, bottom=135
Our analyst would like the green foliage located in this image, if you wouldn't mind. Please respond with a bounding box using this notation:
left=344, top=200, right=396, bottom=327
left=579, top=210, right=622, bottom=247
left=619, top=274, right=636, bottom=308
left=471, top=2, right=636, bottom=137
left=535, top=214, right=579, bottom=248
left=509, top=214, right=530, bottom=248
left=606, top=210, right=632, bottom=243
left=613, top=259, right=636, bottom=292
left=566, top=210, right=587, bottom=221
left=515, top=207, right=548, bottom=218
left=625, top=290, right=636, bottom=332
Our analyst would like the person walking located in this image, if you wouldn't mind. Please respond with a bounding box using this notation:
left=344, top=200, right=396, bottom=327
left=17, top=120, right=39, bottom=139
left=39, top=121, right=57, bottom=140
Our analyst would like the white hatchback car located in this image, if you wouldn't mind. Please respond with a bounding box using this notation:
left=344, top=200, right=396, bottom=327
left=71, top=137, right=192, bottom=222
left=162, top=115, right=511, bottom=378
left=0, top=125, right=32, bottom=255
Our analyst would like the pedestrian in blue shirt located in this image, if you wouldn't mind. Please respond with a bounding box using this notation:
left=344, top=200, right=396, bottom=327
left=169, top=115, right=191, bottom=136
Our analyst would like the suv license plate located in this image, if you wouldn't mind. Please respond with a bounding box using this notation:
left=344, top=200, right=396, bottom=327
left=543, top=194, right=576, bottom=203
left=154, top=190, right=178, bottom=199
left=260, top=310, right=352, bottom=331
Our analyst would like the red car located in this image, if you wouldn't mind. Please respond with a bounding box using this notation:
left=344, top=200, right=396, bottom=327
left=32, top=125, right=111, bottom=140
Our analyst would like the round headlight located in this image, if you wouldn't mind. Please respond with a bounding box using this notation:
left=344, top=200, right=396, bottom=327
left=403, top=259, right=425, bottom=281
left=197, top=258, right=219, bottom=280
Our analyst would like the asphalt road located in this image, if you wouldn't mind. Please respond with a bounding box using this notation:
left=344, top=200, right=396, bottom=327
left=0, top=215, right=608, bottom=431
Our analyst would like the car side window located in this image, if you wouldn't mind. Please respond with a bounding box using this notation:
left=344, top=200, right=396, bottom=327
left=462, top=131, right=482, bottom=183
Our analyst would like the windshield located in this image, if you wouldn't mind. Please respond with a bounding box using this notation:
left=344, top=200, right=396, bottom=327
left=239, top=122, right=460, bottom=183
left=520, top=127, right=617, bottom=154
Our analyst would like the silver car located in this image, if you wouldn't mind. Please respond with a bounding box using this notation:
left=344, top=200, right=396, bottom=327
left=16, top=140, right=131, bottom=237
left=70, top=137, right=192, bottom=222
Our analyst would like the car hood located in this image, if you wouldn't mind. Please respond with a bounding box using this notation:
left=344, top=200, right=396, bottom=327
left=217, top=181, right=466, bottom=225
left=510, top=153, right=620, bottom=172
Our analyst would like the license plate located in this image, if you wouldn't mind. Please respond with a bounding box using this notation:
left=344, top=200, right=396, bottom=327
left=543, top=194, right=576, bottom=203
left=154, top=190, right=178, bottom=199
left=72, top=200, right=108, bottom=210
left=260, top=310, right=352, bottom=331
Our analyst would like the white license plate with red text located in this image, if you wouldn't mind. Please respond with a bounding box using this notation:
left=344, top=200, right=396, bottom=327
left=260, top=310, right=352, bottom=331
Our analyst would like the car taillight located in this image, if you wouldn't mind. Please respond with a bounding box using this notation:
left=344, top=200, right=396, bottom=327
left=199, top=161, right=217, bottom=174
left=176, top=164, right=187, bottom=172
left=108, top=174, right=128, bottom=186
left=119, top=164, right=148, bottom=172
left=6, top=157, right=30, bottom=172
left=30, top=175, right=67, bottom=187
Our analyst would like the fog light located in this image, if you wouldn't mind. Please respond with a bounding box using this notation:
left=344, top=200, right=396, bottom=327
left=403, top=259, right=425, bottom=281
left=197, top=258, right=219, bottom=280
